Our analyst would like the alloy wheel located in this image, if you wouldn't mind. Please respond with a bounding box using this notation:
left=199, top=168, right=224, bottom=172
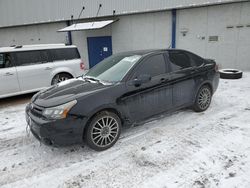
left=91, top=116, right=119, bottom=148
left=52, top=74, right=72, bottom=85
left=57, top=75, right=69, bottom=83
left=198, top=87, right=211, bottom=110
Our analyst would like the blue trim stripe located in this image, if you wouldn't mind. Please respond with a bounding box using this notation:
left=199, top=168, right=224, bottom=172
left=171, top=9, right=176, bottom=48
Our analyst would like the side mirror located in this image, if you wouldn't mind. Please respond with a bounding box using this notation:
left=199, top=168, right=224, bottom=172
left=132, top=74, right=151, bottom=87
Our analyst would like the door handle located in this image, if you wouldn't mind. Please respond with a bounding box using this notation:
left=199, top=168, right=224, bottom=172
left=191, top=69, right=198, bottom=74
left=4, top=72, right=14, bottom=76
left=160, top=78, right=169, bottom=83
left=44, top=67, right=52, bottom=70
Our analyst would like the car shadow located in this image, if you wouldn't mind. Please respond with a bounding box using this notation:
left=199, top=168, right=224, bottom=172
left=0, top=93, right=36, bottom=109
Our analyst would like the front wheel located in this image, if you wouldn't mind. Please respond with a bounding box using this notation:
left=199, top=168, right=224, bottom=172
left=85, top=111, right=121, bottom=151
left=193, top=85, right=212, bottom=112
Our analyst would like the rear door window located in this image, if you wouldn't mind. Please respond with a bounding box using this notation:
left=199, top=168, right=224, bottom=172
left=15, top=50, right=49, bottom=66
left=133, top=54, right=166, bottom=78
left=168, top=51, right=192, bottom=71
left=49, top=48, right=80, bottom=62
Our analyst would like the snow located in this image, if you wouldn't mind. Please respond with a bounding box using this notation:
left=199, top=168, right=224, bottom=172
left=1, top=73, right=250, bottom=188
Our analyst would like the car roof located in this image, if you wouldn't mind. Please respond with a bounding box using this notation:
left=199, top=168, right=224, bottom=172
left=116, top=49, right=188, bottom=56
left=0, top=44, right=77, bottom=53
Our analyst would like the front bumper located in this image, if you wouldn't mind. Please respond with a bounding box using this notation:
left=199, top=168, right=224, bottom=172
left=25, top=104, right=88, bottom=146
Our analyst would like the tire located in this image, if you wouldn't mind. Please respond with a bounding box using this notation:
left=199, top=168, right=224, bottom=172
left=193, top=85, right=212, bottom=112
left=51, top=73, right=73, bottom=85
left=84, top=111, right=121, bottom=151
left=219, top=69, right=242, bottom=79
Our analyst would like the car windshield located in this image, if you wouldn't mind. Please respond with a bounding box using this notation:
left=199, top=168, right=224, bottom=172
left=85, top=53, right=142, bottom=82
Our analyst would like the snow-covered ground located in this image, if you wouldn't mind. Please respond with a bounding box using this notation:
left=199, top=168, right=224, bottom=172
left=1, top=73, right=250, bottom=188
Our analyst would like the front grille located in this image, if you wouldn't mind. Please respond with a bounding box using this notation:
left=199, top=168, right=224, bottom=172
left=30, top=103, right=44, bottom=117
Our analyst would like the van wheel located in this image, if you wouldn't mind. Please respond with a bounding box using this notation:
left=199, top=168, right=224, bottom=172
left=85, top=111, right=121, bottom=151
left=51, top=73, right=73, bottom=85
left=193, top=85, right=212, bottom=112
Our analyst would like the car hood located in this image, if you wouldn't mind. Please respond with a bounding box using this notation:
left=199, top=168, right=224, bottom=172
left=33, top=78, right=113, bottom=107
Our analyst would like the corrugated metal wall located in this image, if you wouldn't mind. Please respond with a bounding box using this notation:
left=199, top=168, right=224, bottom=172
left=0, top=0, right=245, bottom=28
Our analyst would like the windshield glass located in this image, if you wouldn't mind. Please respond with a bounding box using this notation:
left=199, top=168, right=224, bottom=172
left=85, top=54, right=142, bottom=82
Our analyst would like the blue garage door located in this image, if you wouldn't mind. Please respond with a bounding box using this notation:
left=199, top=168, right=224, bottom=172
left=87, top=36, right=113, bottom=68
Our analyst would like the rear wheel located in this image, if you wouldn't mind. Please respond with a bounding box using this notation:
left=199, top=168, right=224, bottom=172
left=193, top=85, right=212, bottom=112
left=51, top=73, right=73, bottom=85
left=85, top=111, right=121, bottom=151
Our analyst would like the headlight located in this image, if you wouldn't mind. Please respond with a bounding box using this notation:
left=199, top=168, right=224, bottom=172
left=42, top=100, right=77, bottom=119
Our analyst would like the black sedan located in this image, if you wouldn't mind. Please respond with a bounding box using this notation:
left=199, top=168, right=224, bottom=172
left=26, top=49, right=219, bottom=151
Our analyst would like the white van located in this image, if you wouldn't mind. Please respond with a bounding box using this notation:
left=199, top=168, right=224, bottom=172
left=0, top=44, right=85, bottom=99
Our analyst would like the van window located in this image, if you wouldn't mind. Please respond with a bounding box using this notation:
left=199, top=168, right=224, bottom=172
left=49, top=48, right=80, bottom=62
left=0, top=53, right=14, bottom=68
left=0, top=54, right=3, bottom=68
left=15, top=50, right=49, bottom=66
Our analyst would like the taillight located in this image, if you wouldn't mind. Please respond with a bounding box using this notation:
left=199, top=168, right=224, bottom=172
left=80, top=61, right=85, bottom=70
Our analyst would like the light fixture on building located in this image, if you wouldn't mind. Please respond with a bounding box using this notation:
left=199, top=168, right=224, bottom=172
left=180, top=28, right=189, bottom=36
left=236, top=24, right=244, bottom=28
left=226, top=25, right=234, bottom=29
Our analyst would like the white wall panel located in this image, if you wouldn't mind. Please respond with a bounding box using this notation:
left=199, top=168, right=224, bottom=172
left=0, top=22, right=67, bottom=47
left=236, top=2, right=250, bottom=70
left=177, top=1, right=250, bottom=70
left=176, top=7, right=208, bottom=57
left=112, top=12, right=171, bottom=53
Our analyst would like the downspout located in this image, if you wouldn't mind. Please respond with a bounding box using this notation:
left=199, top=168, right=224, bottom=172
left=171, top=9, right=176, bottom=48
left=66, top=20, right=72, bottom=45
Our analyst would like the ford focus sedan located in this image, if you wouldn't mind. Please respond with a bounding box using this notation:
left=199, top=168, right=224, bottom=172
left=26, top=49, right=219, bottom=151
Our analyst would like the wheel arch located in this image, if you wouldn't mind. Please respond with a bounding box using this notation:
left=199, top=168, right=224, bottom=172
left=51, top=67, right=76, bottom=80
left=192, top=81, right=213, bottom=104
left=82, top=107, right=124, bottom=139
left=201, top=82, right=213, bottom=93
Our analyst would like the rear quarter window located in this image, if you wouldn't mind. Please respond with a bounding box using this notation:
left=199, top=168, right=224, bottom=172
left=168, top=51, right=192, bottom=71
left=50, top=48, right=80, bottom=62
left=186, top=52, right=204, bottom=67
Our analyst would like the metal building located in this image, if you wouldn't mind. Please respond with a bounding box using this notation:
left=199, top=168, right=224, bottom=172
left=0, top=0, right=249, bottom=70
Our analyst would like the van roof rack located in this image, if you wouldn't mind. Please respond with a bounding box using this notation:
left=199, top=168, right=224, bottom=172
left=13, top=44, right=66, bottom=49
left=22, top=44, right=66, bottom=48
left=0, top=43, right=75, bottom=53
left=15, top=45, right=23, bottom=48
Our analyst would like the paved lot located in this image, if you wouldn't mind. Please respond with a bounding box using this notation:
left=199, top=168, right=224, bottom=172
left=0, top=74, right=250, bottom=188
